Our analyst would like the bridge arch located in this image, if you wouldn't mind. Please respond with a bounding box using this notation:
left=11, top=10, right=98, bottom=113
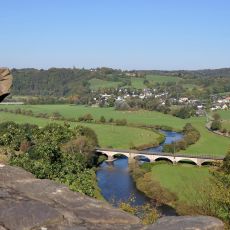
left=95, top=150, right=109, bottom=158
left=113, top=153, right=129, bottom=159
left=134, top=155, right=151, bottom=162
left=200, top=160, right=215, bottom=166
left=177, top=159, right=197, bottom=165
left=96, top=150, right=130, bottom=161
left=155, top=157, right=174, bottom=164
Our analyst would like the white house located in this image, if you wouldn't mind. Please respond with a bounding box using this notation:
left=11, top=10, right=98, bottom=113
left=222, top=104, right=228, bottom=110
left=179, top=97, right=189, bottom=103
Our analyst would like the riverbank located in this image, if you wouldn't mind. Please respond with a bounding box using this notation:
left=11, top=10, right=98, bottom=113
left=130, top=161, right=212, bottom=215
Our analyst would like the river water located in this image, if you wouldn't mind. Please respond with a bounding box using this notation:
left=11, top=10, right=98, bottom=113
left=96, top=130, right=183, bottom=216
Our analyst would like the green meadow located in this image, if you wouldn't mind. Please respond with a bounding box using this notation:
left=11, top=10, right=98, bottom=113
left=0, top=104, right=229, bottom=155
left=130, top=77, right=146, bottom=89
left=0, top=104, right=186, bottom=128
left=222, top=120, right=230, bottom=130
left=146, top=75, right=181, bottom=84
left=182, top=116, right=229, bottom=156
left=89, top=78, right=122, bottom=90
left=211, top=110, right=230, bottom=120
left=150, top=164, right=211, bottom=204
left=88, top=75, right=182, bottom=90
left=0, top=111, right=160, bottom=149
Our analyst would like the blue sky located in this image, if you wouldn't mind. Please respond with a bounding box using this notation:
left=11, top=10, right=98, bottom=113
left=0, top=0, right=229, bottom=70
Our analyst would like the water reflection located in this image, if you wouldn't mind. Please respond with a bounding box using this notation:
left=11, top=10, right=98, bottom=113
left=97, top=158, right=149, bottom=206
left=146, top=130, right=183, bottom=152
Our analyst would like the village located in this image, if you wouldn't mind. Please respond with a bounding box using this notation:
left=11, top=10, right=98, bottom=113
left=92, top=86, right=230, bottom=115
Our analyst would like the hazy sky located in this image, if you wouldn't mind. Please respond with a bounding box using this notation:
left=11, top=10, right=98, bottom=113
left=1, top=0, right=229, bottom=70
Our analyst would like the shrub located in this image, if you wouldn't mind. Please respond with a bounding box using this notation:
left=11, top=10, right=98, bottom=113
left=173, top=106, right=195, bottom=119
left=115, top=100, right=130, bottom=111
left=108, top=118, right=114, bottom=123
left=78, top=113, right=94, bottom=122
left=99, top=115, right=106, bottom=123
left=115, top=119, right=127, bottom=126
left=211, top=120, right=221, bottom=131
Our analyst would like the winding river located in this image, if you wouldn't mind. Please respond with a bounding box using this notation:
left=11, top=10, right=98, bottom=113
left=96, top=130, right=183, bottom=216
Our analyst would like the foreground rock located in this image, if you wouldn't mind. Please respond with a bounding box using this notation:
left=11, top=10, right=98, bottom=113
left=150, top=216, right=224, bottom=230
left=0, top=68, right=12, bottom=102
left=0, top=165, right=224, bottom=230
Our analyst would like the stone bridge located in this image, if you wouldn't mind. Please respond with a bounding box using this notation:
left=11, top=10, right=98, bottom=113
left=96, top=148, right=224, bottom=166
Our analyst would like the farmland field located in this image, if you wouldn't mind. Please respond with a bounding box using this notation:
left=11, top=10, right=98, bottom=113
left=150, top=163, right=211, bottom=204
left=0, top=104, right=229, bottom=155
left=0, top=104, right=186, bottom=129
left=0, top=111, right=160, bottom=149
left=222, top=120, right=230, bottom=130
left=146, top=75, right=181, bottom=84
left=128, top=75, right=181, bottom=89
left=211, top=110, right=230, bottom=120
left=88, top=75, right=183, bottom=90
left=89, top=78, right=122, bottom=90
left=130, top=77, right=146, bottom=89
left=89, top=75, right=181, bottom=90
left=182, top=116, right=230, bottom=156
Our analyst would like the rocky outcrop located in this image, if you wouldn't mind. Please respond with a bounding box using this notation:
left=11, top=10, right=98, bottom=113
left=149, top=216, right=225, bottom=230
left=0, top=164, right=225, bottom=230
left=0, top=68, right=12, bottom=102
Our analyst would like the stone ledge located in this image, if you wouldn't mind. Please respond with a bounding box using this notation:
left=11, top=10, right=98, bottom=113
left=0, top=165, right=225, bottom=230
left=148, top=216, right=225, bottom=230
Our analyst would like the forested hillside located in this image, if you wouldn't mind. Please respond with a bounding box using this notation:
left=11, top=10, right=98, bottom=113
left=10, top=67, right=230, bottom=102
left=11, top=68, right=136, bottom=97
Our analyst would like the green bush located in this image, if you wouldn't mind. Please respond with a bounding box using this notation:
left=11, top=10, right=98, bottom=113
left=115, top=119, right=127, bottom=126
left=210, top=120, right=222, bottom=131
left=5, top=122, right=99, bottom=197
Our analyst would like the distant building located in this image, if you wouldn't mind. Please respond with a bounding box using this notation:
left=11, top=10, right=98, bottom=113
left=222, top=104, right=228, bottom=110
left=179, top=97, right=188, bottom=103
left=196, top=109, right=205, bottom=116
left=197, top=105, right=203, bottom=109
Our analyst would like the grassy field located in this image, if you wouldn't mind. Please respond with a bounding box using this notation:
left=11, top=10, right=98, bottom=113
left=150, top=164, right=211, bottom=204
left=183, top=116, right=230, bottom=156
left=222, top=120, right=230, bottom=130
left=0, top=104, right=186, bottom=129
left=89, top=75, right=181, bottom=90
left=146, top=75, right=181, bottom=84
left=212, top=110, right=230, bottom=120
left=0, top=112, right=160, bottom=149
left=0, top=104, right=229, bottom=155
left=182, top=83, right=197, bottom=90
left=129, top=75, right=182, bottom=89
left=89, top=78, right=121, bottom=90
left=130, top=77, right=146, bottom=89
